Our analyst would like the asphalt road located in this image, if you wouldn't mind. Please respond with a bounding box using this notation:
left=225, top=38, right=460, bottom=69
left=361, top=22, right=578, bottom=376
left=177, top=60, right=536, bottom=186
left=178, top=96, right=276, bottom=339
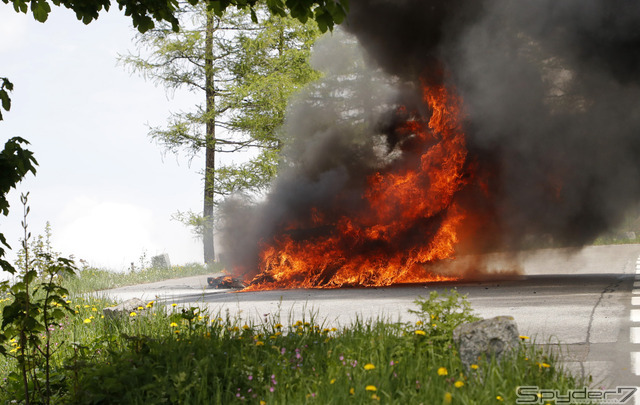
left=101, top=244, right=640, bottom=395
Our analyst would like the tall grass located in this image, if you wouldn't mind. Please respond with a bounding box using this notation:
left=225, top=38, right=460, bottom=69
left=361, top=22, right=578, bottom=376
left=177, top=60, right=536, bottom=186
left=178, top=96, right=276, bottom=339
left=62, top=262, right=223, bottom=294
left=0, top=288, right=593, bottom=404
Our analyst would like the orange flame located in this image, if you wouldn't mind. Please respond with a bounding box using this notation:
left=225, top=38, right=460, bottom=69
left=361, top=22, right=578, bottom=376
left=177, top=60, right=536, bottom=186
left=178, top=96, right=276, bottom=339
left=243, top=82, right=468, bottom=290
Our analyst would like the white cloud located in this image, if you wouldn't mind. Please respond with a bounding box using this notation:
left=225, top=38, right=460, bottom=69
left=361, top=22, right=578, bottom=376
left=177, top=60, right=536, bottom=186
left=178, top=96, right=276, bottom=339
left=0, top=8, right=28, bottom=53
left=55, top=197, right=154, bottom=270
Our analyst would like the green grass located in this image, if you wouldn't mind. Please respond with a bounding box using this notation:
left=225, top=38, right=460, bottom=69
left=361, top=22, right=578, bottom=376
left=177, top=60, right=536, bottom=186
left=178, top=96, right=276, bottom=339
left=0, top=285, right=592, bottom=404
left=62, top=262, right=222, bottom=294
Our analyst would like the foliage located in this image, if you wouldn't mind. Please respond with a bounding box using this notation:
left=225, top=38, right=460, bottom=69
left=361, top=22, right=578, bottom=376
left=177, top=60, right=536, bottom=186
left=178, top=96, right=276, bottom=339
left=0, top=77, right=13, bottom=121
left=2, top=0, right=348, bottom=34
left=0, top=137, right=38, bottom=278
left=0, top=193, right=77, bottom=405
left=409, top=289, right=481, bottom=340
left=0, top=293, right=590, bottom=404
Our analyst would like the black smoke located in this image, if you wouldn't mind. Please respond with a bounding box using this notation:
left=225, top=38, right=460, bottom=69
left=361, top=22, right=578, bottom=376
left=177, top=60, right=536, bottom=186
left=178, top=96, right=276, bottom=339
left=222, top=0, right=640, bottom=280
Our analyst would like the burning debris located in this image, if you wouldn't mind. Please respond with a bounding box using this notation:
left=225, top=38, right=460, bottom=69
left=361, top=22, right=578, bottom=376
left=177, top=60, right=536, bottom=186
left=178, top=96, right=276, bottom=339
left=207, top=276, right=247, bottom=290
left=222, top=0, right=640, bottom=290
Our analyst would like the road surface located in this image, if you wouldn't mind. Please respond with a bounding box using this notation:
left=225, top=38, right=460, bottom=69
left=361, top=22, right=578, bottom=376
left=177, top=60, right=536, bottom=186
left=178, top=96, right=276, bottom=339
left=100, top=244, right=640, bottom=395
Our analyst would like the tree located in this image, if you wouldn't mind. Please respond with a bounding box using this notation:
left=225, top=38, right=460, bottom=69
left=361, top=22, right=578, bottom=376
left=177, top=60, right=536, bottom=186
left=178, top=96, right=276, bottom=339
left=121, top=4, right=321, bottom=264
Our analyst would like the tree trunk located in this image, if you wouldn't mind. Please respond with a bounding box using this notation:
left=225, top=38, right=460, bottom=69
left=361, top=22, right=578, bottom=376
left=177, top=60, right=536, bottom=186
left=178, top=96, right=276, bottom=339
left=203, top=12, right=216, bottom=264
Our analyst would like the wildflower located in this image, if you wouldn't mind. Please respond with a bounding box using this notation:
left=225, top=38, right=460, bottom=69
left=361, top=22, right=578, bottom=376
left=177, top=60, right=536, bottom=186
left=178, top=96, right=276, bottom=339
left=496, top=395, right=504, bottom=401
left=91, top=307, right=97, bottom=312
left=470, top=364, right=479, bottom=370
left=129, top=312, right=137, bottom=317
left=260, top=401, right=266, bottom=405
left=84, top=318, right=91, bottom=324
left=330, top=379, right=336, bottom=384
left=416, top=320, right=423, bottom=326
left=415, top=330, right=426, bottom=336
left=437, top=367, right=448, bottom=376
left=172, top=303, right=177, bottom=307
left=349, top=388, right=355, bottom=395
left=444, top=392, right=452, bottom=404
left=66, top=300, right=71, bottom=304
left=269, top=387, right=275, bottom=393
left=243, top=324, right=250, bottom=330
left=256, top=341, right=265, bottom=346
left=365, top=385, right=377, bottom=392
left=275, top=323, right=283, bottom=329
left=454, top=381, right=464, bottom=388
left=331, top=327, right=337, bottom=332
left=137, top=306, right=144, bottom=311
left=371, top=394, right=380, bottom=401
left=390, top=360, right=395, bottom=366
left=248, top=375, right=253, bottom=381
left=175, top=330, right=180, bottom=334
left=364, top=363, right=375, bottom=370
left=519, top=335, right=530, bottom=340
left=538, top=362, right=550, bottom=368
left=170, top=322, right=178, bottom=327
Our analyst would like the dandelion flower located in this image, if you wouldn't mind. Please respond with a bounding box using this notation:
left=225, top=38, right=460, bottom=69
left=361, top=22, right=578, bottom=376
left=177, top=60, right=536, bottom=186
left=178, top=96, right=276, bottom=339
left=83, top=318, right=91, bottom=324
left=91, top=307, right=97, bottom=312
left=371, top=394, right=380, bottom=401
left=129, top=312, right=137, bottom=317
left=415, top=330, right=426, bottom=336
left=496, top=395, right=504, bottom=401
left=437, top=367, right=448, bottom=376
left=454, top=381, right=464, bottom=388
left=256, top=341, right=265, bottom=346
left=275, top=323, right=283, bottom=329
left=365, top=385, right=377, bottom=392
left=349, top=388, right=355, bottom=395
left=260, top=402, right=266, bottom=405
left=470, top=364, right=479, bottom=370
left=171, top=303, right=177, bottom=307
left=519, top=335, right=530, bottom=340
left=330, top=379, right=336, bottom=384
left=170, top=322, right=178, bottom=327
left=364, top=363, right=375, bottom=370
left=444, top=392, right=452, bottom=404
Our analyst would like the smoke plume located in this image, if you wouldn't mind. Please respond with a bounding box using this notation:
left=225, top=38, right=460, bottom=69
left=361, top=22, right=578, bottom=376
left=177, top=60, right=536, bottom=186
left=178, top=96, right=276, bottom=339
left=222, top=0, right=640, bottom=280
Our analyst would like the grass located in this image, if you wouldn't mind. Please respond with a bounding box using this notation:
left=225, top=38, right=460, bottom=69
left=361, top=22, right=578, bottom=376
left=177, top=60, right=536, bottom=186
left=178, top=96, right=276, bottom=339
left=62, top=262, right=223, bottom=294
left=0, top=278, right=593, bottom=405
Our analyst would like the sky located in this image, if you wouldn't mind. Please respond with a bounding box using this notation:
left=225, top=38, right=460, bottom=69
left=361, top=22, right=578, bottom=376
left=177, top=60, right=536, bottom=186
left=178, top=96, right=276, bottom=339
left=1, top=5, right=216, bottom=271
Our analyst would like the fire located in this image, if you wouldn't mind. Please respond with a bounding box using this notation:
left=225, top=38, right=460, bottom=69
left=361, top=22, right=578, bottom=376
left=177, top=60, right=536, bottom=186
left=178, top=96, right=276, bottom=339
left=243, top=82, right=469, bottom=290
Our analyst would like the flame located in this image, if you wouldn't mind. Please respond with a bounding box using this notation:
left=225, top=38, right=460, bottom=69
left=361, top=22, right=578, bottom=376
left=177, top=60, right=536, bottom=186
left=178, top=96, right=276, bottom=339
left=243, top=82, right=469, bottom=290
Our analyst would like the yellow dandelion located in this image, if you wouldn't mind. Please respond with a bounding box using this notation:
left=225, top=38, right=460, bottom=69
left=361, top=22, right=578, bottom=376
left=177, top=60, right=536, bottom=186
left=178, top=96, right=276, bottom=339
left=365, top=385, right=377, bottom=392
left=454, top=381, right=464, bottom=388
left=519, top=335, right=530, bottom=340
left=364, top=363, right=375, bottom=370
left=243, top=324, right=250, bottom=330
left=349, top=388, right=355, bottom=395
left=540, top=362, right=550, bottom=368
left=331, top=327, right=337, bottom=332
left=371, top=394, right=380, bottom=401
left=170, top=322, right=178, bottom=327
left=415, top=330, right=426, bottom=336
left=66, top=300, right=71, bottom=304
left=496, top=395, right=504, bottom=401
left=470, top=364, right=479, bottom=370
left=129, top=312, right=137, bottom=317
left=260, top=401, right=266, bottom=405
left=416, top=320, right=423, bottom=325
left=171, top=303, right=177, bottom=307
left=83, top=318, right=91, bottom=324
left=275, top=323, right=283, bottom=329
left=330, top=379, right=336, bottom=384
left=255, top=341, right=264, bottom=346
left=444, top=392, right=452, bottom=404
left=437, top=367, right=448, bottom=376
